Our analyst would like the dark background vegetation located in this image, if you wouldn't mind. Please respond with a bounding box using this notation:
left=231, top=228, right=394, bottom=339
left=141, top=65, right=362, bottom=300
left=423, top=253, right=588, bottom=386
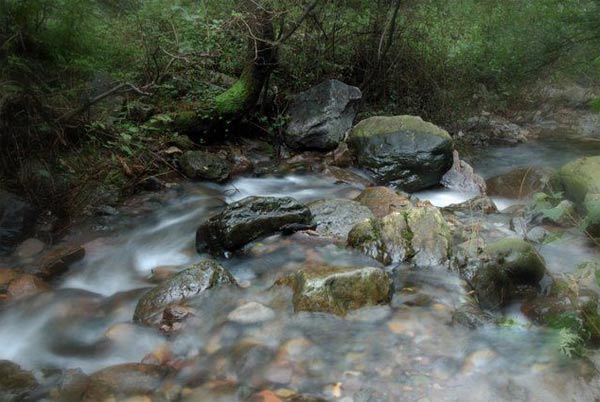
left=1, top=0, right=599, bottom=225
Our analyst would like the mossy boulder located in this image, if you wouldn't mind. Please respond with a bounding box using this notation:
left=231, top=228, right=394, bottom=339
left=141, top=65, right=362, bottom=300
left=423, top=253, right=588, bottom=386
left=179, top=150, right=230, bottom=183
left=196, top=196, right=312, bottom=255
left=308, top=198, right=374, bottom=239
left=557, top=156, right=600, bottom=238
left=133, top=260, right=237, bottom=326
left=473, top=238, right=546, bottom=310
left=348, top=205, right=451, bottom=267
left=0, top=360, right=38, bottom=402
left=354, top=186, right=410, bottom=218
left=347, top=115, right=453, bottom=191
left=284, top=264, right=391, bottom=316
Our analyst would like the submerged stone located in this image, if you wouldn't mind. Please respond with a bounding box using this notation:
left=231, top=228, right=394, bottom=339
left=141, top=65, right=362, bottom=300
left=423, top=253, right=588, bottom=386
left=347, top=115, right=453, bottom=191
left=196, top=196, right=312, bottom=255
left=133, top=260, right=237, bottom=326
left=84, top=363, right=171, bottom=401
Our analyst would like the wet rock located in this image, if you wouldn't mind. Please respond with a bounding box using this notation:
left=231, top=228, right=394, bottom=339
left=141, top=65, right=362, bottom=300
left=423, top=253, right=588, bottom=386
left=348, top=205, right=451, bottom=267
left=33, top=244, right=85, bottom=280
left=486, top=167, right=554, bottom=199
left=0, top=268, right=19, bottom=288
left=6, top=273, right=51, bottom=301
left=227, top=301, right=275, bottom=324
left=0, top=190, right=39, bottom=256
left=133, top=260, right=237, bottom=326
left=0, top=360, right=39, bottom=402
left=347, top=115, right=453, bottom=191
left=84, top=363, right=171, bottom=401
left=527, top=193, right=577, bottom=227
left=444, top=195, right=498, bottom=215
left=452, top=302, right=490, bottom=329
left=557, top=156, right=600, bottom=237
left=47, top=368, right=90, bottom=402
left=283, top=263, right=391, bottom=316
left=441, top=150, right=486, bottom=194
left=473, top=238, right=546, bottom=310
left=179, top=150, right=231, bottom=182
left=460, top=114, right=529, bottom=146
left=285, top=79, right=362, bottom=151
left=160, top=304, right=196, bottom=333
left=196, top=196, right=312, bottom=255
left=407, top=206, right=452, bottom=267
left=330, top=142, right=353, bottom=167
left=522, top=278, right=600, bottom=346
left=321, top=166, right=374, bottom=187
left=308, top=198, right=374, bottom=239
left=354, top=186, right=410, bottom=218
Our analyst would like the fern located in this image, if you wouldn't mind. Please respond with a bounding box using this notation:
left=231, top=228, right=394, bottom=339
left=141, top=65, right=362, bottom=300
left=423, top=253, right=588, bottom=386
left=558, top=328, right=585, bottom=358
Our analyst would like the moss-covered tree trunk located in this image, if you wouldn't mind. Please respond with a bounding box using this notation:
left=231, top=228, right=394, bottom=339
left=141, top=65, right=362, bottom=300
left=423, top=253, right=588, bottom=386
left=173, top=1, right=276, bottom=141
left=214, top=4, right=276, bottom=116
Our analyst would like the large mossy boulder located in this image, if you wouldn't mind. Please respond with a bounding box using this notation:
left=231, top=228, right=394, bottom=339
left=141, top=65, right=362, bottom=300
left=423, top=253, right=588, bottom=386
left=196, top=196, right=312, bottom=255
left=283, top=264, right=391, bottom=316
left=557, top=156, right=600, bottom=238
left=133, top=260, right=237, bottom=326
left=284, top=79, right=362, bottom=151
left=348, top=205, right=451, bottom=267
left=179, top=150, right=230, bottom=183
left=473, top=238, right=546, bottom=310
left=0, top=191, right=39, bottom=256
left=347, top=116, right=453, bottom=191
left=308, top=198, right=374, bottom=239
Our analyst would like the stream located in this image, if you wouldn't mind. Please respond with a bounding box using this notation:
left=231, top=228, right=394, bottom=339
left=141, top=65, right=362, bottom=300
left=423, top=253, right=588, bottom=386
left=2, top=131, right=600, bottom=401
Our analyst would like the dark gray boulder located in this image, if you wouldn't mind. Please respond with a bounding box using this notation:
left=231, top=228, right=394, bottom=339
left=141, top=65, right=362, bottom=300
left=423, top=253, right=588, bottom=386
left=196, top=196, right=312, bottom=254
left=347, top=115, right=453, bottom=191
left=0, top=191, right=39, bottom=256
left=133, top=260, right=237, bottom=326
left=179, top=150, right=230, bottom=182
left=308, top=198, right=374, bottom=239
left=285, top=79, right=362, bottom=151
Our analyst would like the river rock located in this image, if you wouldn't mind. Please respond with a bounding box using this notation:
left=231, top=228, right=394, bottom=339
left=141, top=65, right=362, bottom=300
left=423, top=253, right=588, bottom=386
left=527, top=192, right=577, bottom=227
left=557, top=156, right=600, bottom=237
left=460, top=114, right=529, bottom=146
left=348, top=205, right=451, bottom=267
left=308, top=198, right=374, bottom=239
left=354, top=186, right=410, bottom=217
left=486, top=167, right=554, bottom=199
left=285, top=79, right=362, bottom=151
left=32, top=243, right=86, bottom=279
left=284, top=264, right=391, bottom=316
left=14, top=238, right=45, bottom=260
left=179, top=150, right=230, bottom=182
left=0, top=360, right=39, bottom=402
left=133, top=260, right=237, bottom=326
left=444, top=195, right=498, bottom=215
left=473, top=238, right=546, bottom=310
left=84, top=363, right=171, bottom=401
left=347, top=115, right=453, bottom=191
left=441, top=150, right=486, bottom=194
left=196, top=196, right=312, bottom=254
left=0, top=191, right=39, bottom=256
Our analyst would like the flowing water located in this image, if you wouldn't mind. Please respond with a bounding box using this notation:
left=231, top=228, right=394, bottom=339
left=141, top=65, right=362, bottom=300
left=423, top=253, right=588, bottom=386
left=2, top=132, right=600, bottom=401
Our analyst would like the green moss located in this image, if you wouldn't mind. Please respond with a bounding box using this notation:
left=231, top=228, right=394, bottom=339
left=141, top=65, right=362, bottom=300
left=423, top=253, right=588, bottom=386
left=350, top=115, right=452, bottom=141
left=214, top=69, right=257, bottom=116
